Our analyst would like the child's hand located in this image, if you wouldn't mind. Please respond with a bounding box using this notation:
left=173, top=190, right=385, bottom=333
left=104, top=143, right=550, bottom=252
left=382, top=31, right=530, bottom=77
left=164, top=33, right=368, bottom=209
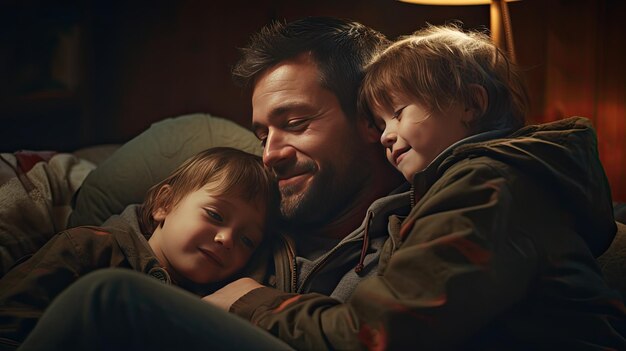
left=202, top=277, right=264, bottom=310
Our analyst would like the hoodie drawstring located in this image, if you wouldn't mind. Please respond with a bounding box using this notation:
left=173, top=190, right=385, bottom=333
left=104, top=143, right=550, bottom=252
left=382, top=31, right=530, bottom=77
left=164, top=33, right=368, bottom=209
left=355, top=211, right=373, bottom=275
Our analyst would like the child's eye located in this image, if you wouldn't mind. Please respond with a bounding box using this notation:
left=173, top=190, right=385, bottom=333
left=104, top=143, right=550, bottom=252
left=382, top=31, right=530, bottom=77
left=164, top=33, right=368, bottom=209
left=241, top=235, right=256, bottom=249
left=204, top=209, right=223, bottom=222
left=392, top=106, right=406, bottom=120
left=371, top=116, right=386, bottom=132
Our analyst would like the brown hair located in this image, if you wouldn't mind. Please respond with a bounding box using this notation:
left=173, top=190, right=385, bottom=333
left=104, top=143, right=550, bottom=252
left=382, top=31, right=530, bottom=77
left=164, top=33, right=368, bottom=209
left=139, top=147, right=278, bottom=235
left=359, top=24, right=529, bottom=133
left=232, top=17, right=390, bottom=121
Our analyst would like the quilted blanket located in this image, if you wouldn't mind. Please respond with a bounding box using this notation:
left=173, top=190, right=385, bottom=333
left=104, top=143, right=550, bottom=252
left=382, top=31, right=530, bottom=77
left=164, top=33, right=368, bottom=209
left=0, top=151, right=96, bottom=276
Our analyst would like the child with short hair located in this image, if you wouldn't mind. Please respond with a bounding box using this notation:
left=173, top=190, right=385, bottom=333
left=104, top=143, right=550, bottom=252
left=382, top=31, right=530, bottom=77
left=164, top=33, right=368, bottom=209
left=0, top=147, right=277, bottom=347
left=355, top=25, right=625, bottom=349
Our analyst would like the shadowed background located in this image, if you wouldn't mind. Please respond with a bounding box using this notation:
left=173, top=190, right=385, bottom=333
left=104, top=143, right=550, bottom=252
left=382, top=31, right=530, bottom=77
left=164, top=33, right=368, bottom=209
left=1, top=0, right=624, bottom=201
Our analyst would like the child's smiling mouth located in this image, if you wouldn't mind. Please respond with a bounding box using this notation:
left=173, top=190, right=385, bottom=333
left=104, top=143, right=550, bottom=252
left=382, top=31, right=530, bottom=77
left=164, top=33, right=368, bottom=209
left=198, top=247, right=225, bottom=267
left=391, top=147, right=411, bottom=166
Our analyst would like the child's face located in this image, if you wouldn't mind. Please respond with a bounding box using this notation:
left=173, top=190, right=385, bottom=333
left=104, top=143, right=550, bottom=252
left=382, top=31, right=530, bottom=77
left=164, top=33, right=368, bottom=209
left=148, top=187, right=265, bottom=285
left=373, top=94, right=471, bottom=182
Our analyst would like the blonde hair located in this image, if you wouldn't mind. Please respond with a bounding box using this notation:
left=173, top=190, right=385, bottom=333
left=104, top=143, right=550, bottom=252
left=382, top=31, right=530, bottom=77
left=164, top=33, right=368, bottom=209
left=139, top=147, right=278, bottom=234
left=359, top=24, right=529, bottom=133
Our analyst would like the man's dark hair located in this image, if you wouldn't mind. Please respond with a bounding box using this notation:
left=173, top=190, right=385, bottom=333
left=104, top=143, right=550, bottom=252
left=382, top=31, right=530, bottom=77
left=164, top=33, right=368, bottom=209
left=232, top=16, right=390, bottom=120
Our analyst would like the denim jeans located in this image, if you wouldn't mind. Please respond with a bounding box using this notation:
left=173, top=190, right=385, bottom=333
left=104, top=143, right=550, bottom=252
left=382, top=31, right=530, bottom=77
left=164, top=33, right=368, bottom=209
left=19, top=269, right=293, bottom=351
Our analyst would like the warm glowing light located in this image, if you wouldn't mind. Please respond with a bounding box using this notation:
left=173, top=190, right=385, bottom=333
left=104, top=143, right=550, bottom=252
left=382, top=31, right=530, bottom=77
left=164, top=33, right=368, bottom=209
left=398, top=0, right=518, bottom=5
left=398, top=0, right=519, bottom=63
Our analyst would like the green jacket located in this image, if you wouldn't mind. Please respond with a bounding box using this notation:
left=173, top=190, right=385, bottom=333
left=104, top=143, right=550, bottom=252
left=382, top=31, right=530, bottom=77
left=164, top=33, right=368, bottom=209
left=231, top=117, right=626, bottom=350
left=0, top=206, right=170, bottom=350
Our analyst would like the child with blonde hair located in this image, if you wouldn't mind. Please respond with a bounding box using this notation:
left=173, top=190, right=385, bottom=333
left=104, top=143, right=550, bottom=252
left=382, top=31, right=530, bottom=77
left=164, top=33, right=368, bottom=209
left=355, top=24, right=625, bottom=349
left=0, top=147, right=278, bottom=348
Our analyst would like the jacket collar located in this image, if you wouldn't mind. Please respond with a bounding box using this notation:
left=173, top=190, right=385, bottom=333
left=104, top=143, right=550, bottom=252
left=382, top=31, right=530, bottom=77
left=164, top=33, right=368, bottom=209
left=102, top=204, right=166, bottom=280
left=410, top=128, right=513, bottom=204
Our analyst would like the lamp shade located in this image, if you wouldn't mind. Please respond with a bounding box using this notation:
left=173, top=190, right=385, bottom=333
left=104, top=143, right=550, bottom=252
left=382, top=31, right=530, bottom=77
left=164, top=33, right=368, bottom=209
left=398, top=0, right=518, bottom=62
left=398, top=0, right=518, bottom=5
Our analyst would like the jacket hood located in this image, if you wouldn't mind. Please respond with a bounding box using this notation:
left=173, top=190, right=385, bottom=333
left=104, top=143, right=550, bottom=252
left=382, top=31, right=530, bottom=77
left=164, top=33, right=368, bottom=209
left=437, top=116, right=615, bottom=256
left=101, top=204, right=166, bottom=275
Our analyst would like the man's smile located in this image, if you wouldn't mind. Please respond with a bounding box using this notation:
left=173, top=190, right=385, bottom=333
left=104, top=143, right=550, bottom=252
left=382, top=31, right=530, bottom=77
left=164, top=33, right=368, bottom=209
left=278, top=172, right=312, bottom=192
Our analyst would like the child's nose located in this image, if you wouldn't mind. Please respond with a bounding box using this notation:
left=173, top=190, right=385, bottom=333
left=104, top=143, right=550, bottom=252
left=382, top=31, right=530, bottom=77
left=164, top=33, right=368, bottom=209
left=380, top=129, right=397, bottom=149
left=214, top=230, right=234, bottom=249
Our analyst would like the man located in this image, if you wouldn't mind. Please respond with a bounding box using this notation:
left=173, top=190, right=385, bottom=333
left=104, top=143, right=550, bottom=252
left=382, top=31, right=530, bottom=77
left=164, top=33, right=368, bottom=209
left=18, top=17, right=408, bottom=351
left=201, top=16, right=410, bottom=347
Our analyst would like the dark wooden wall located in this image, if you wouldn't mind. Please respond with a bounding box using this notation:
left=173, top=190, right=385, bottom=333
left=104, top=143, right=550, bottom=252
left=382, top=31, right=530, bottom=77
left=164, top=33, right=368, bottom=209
left=2, top=0, right=625, bottom=201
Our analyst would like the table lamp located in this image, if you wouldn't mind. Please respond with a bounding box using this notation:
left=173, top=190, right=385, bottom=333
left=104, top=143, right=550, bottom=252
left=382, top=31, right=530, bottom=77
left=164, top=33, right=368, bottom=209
left=398, top=0, right=519, bottom=63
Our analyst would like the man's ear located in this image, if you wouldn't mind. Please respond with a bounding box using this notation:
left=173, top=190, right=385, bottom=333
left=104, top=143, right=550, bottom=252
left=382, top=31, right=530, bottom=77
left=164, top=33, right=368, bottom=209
left=356, top=114, right=382, bottom=143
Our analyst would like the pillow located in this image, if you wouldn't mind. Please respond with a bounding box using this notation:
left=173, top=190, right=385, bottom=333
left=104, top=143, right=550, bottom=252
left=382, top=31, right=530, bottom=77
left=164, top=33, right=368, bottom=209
left=68, top=113, right=262, bottom=227
left=614, top=202, right=626, bottom=224
left=597, top=221, right=626, bottom=301
left=0, top=151, right=95, bottom=276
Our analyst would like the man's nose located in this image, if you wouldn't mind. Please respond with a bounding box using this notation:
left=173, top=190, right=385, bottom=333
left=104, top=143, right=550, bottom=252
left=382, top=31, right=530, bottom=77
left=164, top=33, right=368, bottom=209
left=263, top=129, right=296, bottom=168
left=214, top=229, right=234, bottom=249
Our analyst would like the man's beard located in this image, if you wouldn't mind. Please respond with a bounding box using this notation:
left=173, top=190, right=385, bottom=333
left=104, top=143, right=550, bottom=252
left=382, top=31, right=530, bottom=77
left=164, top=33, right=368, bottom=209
left=278, top=159, right=365, bottom=229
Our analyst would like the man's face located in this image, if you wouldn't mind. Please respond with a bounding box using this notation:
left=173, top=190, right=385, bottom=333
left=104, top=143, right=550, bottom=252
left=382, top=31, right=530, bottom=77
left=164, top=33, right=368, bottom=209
left=251, top=55, right=370, bottom=226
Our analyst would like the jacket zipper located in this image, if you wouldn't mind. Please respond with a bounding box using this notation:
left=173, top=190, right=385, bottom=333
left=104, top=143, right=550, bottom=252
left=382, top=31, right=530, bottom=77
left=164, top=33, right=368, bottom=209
left=282, top=236, right=298, bottom=293
left=293, top=192, right=412, bottom=293
left=296, top=233, right=366, bottom=294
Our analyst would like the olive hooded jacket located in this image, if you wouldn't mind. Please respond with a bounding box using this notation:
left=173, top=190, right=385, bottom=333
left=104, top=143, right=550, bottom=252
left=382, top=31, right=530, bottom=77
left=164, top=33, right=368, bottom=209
left=231, top=117, right=626, bottom=350
left=0, top=206, right=171, bottom=350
